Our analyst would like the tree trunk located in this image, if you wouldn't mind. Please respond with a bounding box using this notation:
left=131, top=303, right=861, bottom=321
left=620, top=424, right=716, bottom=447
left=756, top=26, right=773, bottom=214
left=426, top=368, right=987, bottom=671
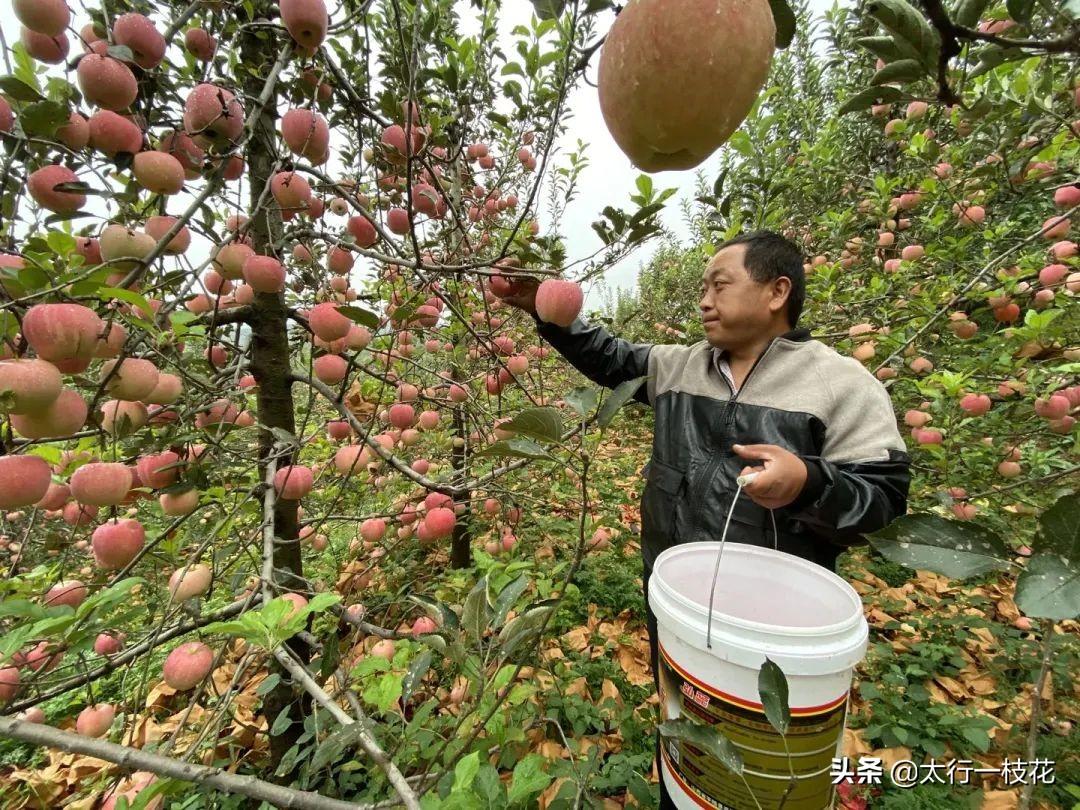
left=239, top=7, right=308, bottom=767
left=450, top=364, right=472, bottom=568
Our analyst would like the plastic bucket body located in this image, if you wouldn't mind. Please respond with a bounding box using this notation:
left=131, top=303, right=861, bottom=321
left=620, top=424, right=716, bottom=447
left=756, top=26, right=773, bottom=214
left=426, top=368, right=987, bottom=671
left=649, top=542, right=868, bottom=810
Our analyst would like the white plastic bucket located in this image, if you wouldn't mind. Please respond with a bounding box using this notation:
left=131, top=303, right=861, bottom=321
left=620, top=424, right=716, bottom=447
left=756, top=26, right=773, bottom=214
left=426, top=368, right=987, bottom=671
left=649, top=542, right=868, bottom=810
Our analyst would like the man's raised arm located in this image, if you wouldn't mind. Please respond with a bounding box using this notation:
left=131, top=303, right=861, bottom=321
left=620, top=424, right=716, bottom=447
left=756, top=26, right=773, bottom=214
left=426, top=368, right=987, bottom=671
left=494, top=276, right=654, bottom=406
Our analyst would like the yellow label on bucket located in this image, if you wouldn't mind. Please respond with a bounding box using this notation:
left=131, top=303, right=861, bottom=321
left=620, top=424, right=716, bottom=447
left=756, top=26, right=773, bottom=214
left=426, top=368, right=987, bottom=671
left=659, top=642, right=847, bottom=810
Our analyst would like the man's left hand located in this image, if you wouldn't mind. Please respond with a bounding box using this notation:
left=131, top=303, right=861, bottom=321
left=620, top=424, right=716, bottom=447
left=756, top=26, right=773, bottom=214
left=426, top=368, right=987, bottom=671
left=732, top=444, right=808, bottom=509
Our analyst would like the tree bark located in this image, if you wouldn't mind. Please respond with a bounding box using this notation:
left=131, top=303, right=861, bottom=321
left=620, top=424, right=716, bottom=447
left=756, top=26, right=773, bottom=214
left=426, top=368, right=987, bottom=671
left=239, top=4, right=308, bottom=766
left=450, top=364, right=471, bottom=568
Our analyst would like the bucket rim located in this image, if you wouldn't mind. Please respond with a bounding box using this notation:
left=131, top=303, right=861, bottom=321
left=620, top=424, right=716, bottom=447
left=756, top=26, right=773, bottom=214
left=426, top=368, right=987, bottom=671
left=652, top=541, right=865, bottom=637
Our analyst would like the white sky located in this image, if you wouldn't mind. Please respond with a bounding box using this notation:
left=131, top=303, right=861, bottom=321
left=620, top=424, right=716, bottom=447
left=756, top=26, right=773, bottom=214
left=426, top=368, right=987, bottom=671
left=0, top=0, right=840, bottom=307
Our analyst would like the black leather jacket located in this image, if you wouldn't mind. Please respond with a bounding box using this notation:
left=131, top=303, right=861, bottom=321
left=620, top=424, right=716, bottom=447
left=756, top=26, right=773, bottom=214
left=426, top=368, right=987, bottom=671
left=533, top=315, right=912, bottom=575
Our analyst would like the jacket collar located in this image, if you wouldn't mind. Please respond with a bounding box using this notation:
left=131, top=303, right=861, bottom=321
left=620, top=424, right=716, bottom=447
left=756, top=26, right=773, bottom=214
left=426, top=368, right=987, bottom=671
left=711, top=326, right=812, bottom=369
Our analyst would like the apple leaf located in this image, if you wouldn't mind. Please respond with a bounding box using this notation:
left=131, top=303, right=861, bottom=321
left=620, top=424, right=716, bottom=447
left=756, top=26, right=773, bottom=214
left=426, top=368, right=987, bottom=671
left=865, top=513, right=1012, bottom=579
left=462, top=575, right=491, bottom=644
left=337, top=304, right=379, bottom=328
left=19, top=100, right=68, bottom=137
left=657, top=718, right=743, bottom=774
left=530, top=0, right=565, bottom=21
left=500, top=407, right=563, bottom=443
left=476, top=437, right=553, bottom=461
left=1015, top=493, right=1080, bottom=620
left=768, top=0, right=797, bottom=49
left=870, top=58, right=925, bottom=85
left=563, top=385, right=599, bottom=419
left=0, top=76, right=43, bottom=101
left=838, top=85, right=904, bottom=115
left=597, top=375, right=648, bottom=428
left=491, top=574, right=529, bottom=629
left=497, top=599, right=557, bottom=656
left=401, top=649, right=432, bottom=704
left=758, top=657, right=790, bottom=735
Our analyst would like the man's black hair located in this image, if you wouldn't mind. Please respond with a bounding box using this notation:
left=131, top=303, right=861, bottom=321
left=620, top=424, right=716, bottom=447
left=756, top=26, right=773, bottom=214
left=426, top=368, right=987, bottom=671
left=717, top=230, right=806, bottom=328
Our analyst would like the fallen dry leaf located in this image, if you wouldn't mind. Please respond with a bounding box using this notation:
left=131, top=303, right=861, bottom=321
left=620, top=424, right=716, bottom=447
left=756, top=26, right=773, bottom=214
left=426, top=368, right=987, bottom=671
left=980, top=789, right=1020, bottom=809
left=842, top=727, right=873, bottom=757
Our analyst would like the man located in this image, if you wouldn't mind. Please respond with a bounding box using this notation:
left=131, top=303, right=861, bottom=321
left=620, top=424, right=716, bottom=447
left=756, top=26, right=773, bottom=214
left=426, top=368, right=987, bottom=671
left=494, top=230, right=911, bottom=808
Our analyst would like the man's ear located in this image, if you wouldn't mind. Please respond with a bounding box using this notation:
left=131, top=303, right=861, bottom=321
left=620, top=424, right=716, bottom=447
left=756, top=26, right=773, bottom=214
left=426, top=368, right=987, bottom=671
left=770, top=276, right=792, bottom=315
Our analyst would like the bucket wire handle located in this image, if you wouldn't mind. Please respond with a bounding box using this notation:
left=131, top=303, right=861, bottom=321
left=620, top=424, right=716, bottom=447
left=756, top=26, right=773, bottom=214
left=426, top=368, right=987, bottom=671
left=705, top=471, right=761, bottom=650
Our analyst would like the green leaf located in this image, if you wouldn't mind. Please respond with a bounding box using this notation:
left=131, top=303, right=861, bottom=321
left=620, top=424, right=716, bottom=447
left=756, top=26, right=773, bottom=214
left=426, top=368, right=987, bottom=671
left=0, top=626, right=37, bottom=665
left=768, top=0, right=797, bottom=48
left=473, top=764, right=505, bottom=806
left=402, top=650, right=432, bottom=704
left=106, top=45, right=137, bottom=64
left=758, top=658, right=790, bottom=735
left=712, top=169, right=727, bottom=200
left=99, top=287, right=152, bottom=316
left=507, top=754, right=552, bottom=806
left=866, top=514, right=1011, bottom=579
left=1015, top=554, right=1079, bottom=621
left=75, top=577, right=144, bottom=621
left=46, top=230, right=76, bottom=256
left=337, top=305, right=379, bottom=329
left=970, top=44, right=1028, bottom=77
left=462, top=575, right=491, bottom=644
left=269, top=426, right=298, bottom=449
left=597, top=376, right=648, bottom=428
left=529, top=0, right=565, bottom=19
left=0, top=76, right=44, bottom=101
left=0, top=599, right=51, bottom=622
left=310, top=721, right=369, bottom=770
left=563, top=386, right=599, bottom=419
left=1034, top=492, right=1078, bottom=560
left=854, top=36, right=911, bottom=64
left=452, top=751, right=481, bottom=793
left=256, top=673, right=281, bottom=696
left=270, top=708, right=293, bottom=736
left=364, top=672, right=403, bottom=712
left=475, top=438, right=553, bottom=461
left=492, top=574, right=529, bottom=629
left=498, top=599, right=557, bottom=656
left=953, top=0, right=991, bottom=28
left=658, top=718, right=743, bottom=774
left=500, top=407, right=562, bottom=443
left=870, top=59, right=926, bottom=85
left=635, top=174, right=653, bottom=200
left=838, top=85, right=904, bottom=115
left=960, top=725, right=991, bottom=753
left=19, top=100, right=69, bottom=137
left=629, top=202, right=665, bottom=227
left=1005, top=0, right=1034, bottom=23
left=866, top=0, right=942, bottom=71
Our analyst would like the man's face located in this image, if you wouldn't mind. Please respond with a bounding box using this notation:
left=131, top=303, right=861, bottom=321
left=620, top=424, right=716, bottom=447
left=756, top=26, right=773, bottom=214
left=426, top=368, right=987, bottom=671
left=698, top=244, right=779, bottom=349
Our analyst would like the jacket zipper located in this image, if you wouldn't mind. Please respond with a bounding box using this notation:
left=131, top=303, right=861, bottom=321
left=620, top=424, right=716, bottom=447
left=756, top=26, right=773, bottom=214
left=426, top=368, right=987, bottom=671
left=687, top=338, right=784, bottom=540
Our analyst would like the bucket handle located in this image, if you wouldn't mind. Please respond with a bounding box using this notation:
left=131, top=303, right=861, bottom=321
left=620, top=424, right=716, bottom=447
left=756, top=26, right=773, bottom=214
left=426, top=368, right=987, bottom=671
left=705, top=471, right=778, bottom=650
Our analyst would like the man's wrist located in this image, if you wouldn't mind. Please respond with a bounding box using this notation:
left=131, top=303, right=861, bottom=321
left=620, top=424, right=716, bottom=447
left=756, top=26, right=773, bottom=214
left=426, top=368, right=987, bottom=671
left=788, top=456, right=826, bottom=512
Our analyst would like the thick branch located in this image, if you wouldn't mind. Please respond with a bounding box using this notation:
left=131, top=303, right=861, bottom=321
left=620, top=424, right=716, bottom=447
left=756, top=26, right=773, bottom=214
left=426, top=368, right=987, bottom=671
left=0, top=716, right=368, bottom=810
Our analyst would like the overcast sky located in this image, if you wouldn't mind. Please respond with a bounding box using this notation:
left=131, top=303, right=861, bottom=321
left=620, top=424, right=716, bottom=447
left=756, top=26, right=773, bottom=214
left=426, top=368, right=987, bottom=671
left=0, top=0, right=839, bottom=307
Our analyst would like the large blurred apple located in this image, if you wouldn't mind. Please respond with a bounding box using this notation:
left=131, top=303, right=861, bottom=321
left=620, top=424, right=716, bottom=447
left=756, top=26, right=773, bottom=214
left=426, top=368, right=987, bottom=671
left=598, top=0, right=775, bottom=172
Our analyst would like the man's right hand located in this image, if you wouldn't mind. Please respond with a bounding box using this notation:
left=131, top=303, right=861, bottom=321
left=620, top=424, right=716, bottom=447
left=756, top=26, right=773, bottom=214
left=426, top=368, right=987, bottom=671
left=492, top=275, right=540, bottom=317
